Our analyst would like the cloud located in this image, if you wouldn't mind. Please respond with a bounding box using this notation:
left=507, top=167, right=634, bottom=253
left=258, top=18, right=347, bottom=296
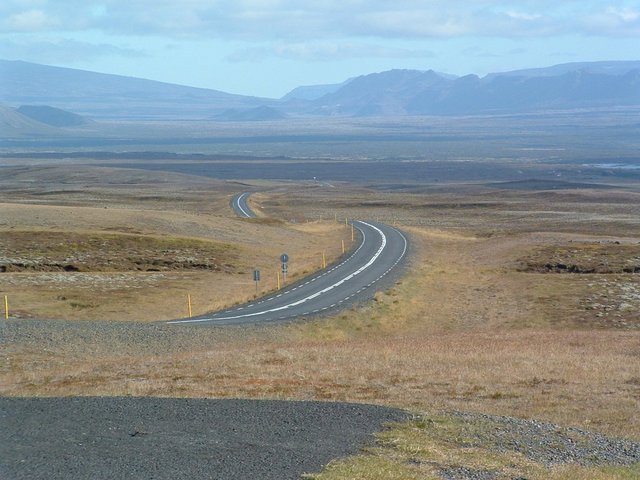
left=0, top=1, right=638, bottom=39
left=227, top=42, right=435, bottom=62
left=0, top=37, right=145, bottom=63
left=582, top=6, right=640, bottom=36
left=3, top=9, right=58, bottom=31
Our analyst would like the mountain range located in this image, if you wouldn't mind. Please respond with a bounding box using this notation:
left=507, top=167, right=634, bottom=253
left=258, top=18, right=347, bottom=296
left=1, top=59, right=639, bottom=126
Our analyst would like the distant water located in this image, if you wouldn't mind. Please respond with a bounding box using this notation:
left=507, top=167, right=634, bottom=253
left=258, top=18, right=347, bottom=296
left=586, top=163, right=640, bottom=170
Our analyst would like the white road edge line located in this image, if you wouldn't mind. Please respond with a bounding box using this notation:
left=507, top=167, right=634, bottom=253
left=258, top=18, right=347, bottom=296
left=168, top=221, right=387, bottom=324
left=235, top=192, right=252, bottom=218
left=223, top=223, right=366, bottom=307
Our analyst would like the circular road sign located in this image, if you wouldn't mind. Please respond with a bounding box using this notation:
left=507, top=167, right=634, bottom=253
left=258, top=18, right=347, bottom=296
left=280, top=253, right=289, bottom=263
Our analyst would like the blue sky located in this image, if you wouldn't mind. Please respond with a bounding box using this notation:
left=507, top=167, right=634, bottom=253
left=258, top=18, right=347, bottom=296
left=1, top=1, right=639, bottom=98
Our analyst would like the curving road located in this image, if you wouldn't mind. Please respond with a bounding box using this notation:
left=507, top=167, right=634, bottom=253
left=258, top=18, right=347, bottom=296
left=169, top=193, right=408, bottom=326
left=230, top=192, right=256, bottom=218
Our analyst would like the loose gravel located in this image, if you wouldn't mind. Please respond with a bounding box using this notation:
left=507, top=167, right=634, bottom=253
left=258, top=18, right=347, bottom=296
left=450, top=411, right=640, bottom=468
left=0, top=397, right=407, bottom=480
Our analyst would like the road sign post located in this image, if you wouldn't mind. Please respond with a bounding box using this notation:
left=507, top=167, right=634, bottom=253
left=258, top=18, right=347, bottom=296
left=280, top=253, right=289, bottom=283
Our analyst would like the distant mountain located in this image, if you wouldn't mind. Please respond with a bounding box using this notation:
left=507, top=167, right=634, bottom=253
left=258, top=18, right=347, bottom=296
left=215, top=106, right=288, bottom=121
left=0, top=104, right=56, bottom=136
left=485, top=60, right=640, bottom=79
left=311, top=69, right=450, bottom=116
left=0, top=60, right=273, bottom=120
left=1, top=59, right=638, bottom=122
left=17, top=105, right=88, bottom=127
left=312, top=63, right=640, bottom=116
left=281, top=79, right=354, bottom=101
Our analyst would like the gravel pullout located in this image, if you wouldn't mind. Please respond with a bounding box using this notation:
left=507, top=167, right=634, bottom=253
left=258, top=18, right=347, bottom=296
left=0, top=397, right=407, bottom=480
left=450, top=411, right=640, bottom=468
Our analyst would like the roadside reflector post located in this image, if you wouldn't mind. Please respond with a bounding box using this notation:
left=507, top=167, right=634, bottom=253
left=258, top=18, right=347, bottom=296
left=342, top=239, right=345, bottom=254
left=351, top=224, right=355, bottom=242
left=345, top=217, right=348, bottom=226
left=187, top=293, right=192, bottom=318
left=322, top=251, right=326, bottom=269
left=277, top=271, right=281, bottom=290
left=253, top=269, right=261, bottom=294
left=4, top=295, right=8, bottom=320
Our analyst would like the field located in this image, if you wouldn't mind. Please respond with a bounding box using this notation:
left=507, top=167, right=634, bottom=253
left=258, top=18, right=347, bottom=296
left=1, top=112, right=639, bottom=478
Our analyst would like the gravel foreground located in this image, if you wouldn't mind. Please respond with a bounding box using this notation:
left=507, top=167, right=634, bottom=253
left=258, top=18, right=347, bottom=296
left=450, top=411, right=640, bottom=469
left=0, top=397, right=406, bottom=480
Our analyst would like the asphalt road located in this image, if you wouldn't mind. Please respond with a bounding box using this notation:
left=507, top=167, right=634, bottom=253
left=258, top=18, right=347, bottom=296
left=0, top=397, right=407, bottom=480
left=169, top=218, right=408, bottom=326
left=230, top=191, right=256, bottom=218
left=1, top=191, right=411, bottom=480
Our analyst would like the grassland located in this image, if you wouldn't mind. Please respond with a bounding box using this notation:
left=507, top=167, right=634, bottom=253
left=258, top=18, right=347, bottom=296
left=0, top=166, right=350, bottom=320
left=1, top=160, right=639, bottom=478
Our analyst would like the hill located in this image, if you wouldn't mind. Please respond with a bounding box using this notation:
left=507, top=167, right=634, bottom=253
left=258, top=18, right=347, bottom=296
left=0, top=60, right=273, bottom=120
left=312, top=63, right=640, bottom=116
left=1, top=59, right=639, bottom=121
left=17, top=105, right=89, bottom=127
left=0, top=104, right=56, bottom=137
left=486, top=60, right=640, bottom=79
left=281, top=79, right=353, bottom=101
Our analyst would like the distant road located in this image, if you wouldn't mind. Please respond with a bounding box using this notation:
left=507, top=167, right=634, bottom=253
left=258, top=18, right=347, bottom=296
left=169, top=217, right=407, bottom=326
left=231, top=192, right=256, bottom=218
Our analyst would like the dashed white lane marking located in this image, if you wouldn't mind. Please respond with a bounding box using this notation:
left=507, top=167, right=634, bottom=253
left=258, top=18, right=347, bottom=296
left=257, top=227, right=408, bottom=322
left=168, top=221, right=389, bottom=324
left=223, top=224, right=367, bottom=307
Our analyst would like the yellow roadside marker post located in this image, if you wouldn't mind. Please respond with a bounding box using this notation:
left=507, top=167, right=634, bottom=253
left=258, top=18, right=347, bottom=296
left=4, top=295, right=8, bottom=320
left=322, top=252, right=326, bottom=269
left=277, top=271, right=281, bottom=290
left=342, top=239, right=345, bottom=254
left=351, top=224, right=355, bottom=242
left=187, top=294, right=192, bottom=318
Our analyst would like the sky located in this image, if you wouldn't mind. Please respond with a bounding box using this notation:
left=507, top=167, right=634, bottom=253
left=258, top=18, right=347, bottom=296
left=1, top=1, right=639, bottom=98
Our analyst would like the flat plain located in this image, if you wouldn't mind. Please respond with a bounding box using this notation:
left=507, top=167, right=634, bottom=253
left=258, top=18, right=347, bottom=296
left=1, top=112, right=639, bottom=478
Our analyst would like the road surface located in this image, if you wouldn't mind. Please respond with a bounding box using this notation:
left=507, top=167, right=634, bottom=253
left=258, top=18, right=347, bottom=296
left=230, top=192, right=256, bottom=218
left=169, top=218, right=408, bottom=326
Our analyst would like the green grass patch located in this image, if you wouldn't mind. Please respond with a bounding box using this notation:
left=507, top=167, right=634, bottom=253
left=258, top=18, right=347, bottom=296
left=307, top=412, right=640, bottom=480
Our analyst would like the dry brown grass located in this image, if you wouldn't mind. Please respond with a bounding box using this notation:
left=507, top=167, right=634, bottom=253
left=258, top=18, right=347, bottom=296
left=0, top=167, right=352, bottom=320
left=2, top=222, right=639, bottom=439
left=2, top=330, right=638, bottom=439
left=1, top=167, right=639, bottom=478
